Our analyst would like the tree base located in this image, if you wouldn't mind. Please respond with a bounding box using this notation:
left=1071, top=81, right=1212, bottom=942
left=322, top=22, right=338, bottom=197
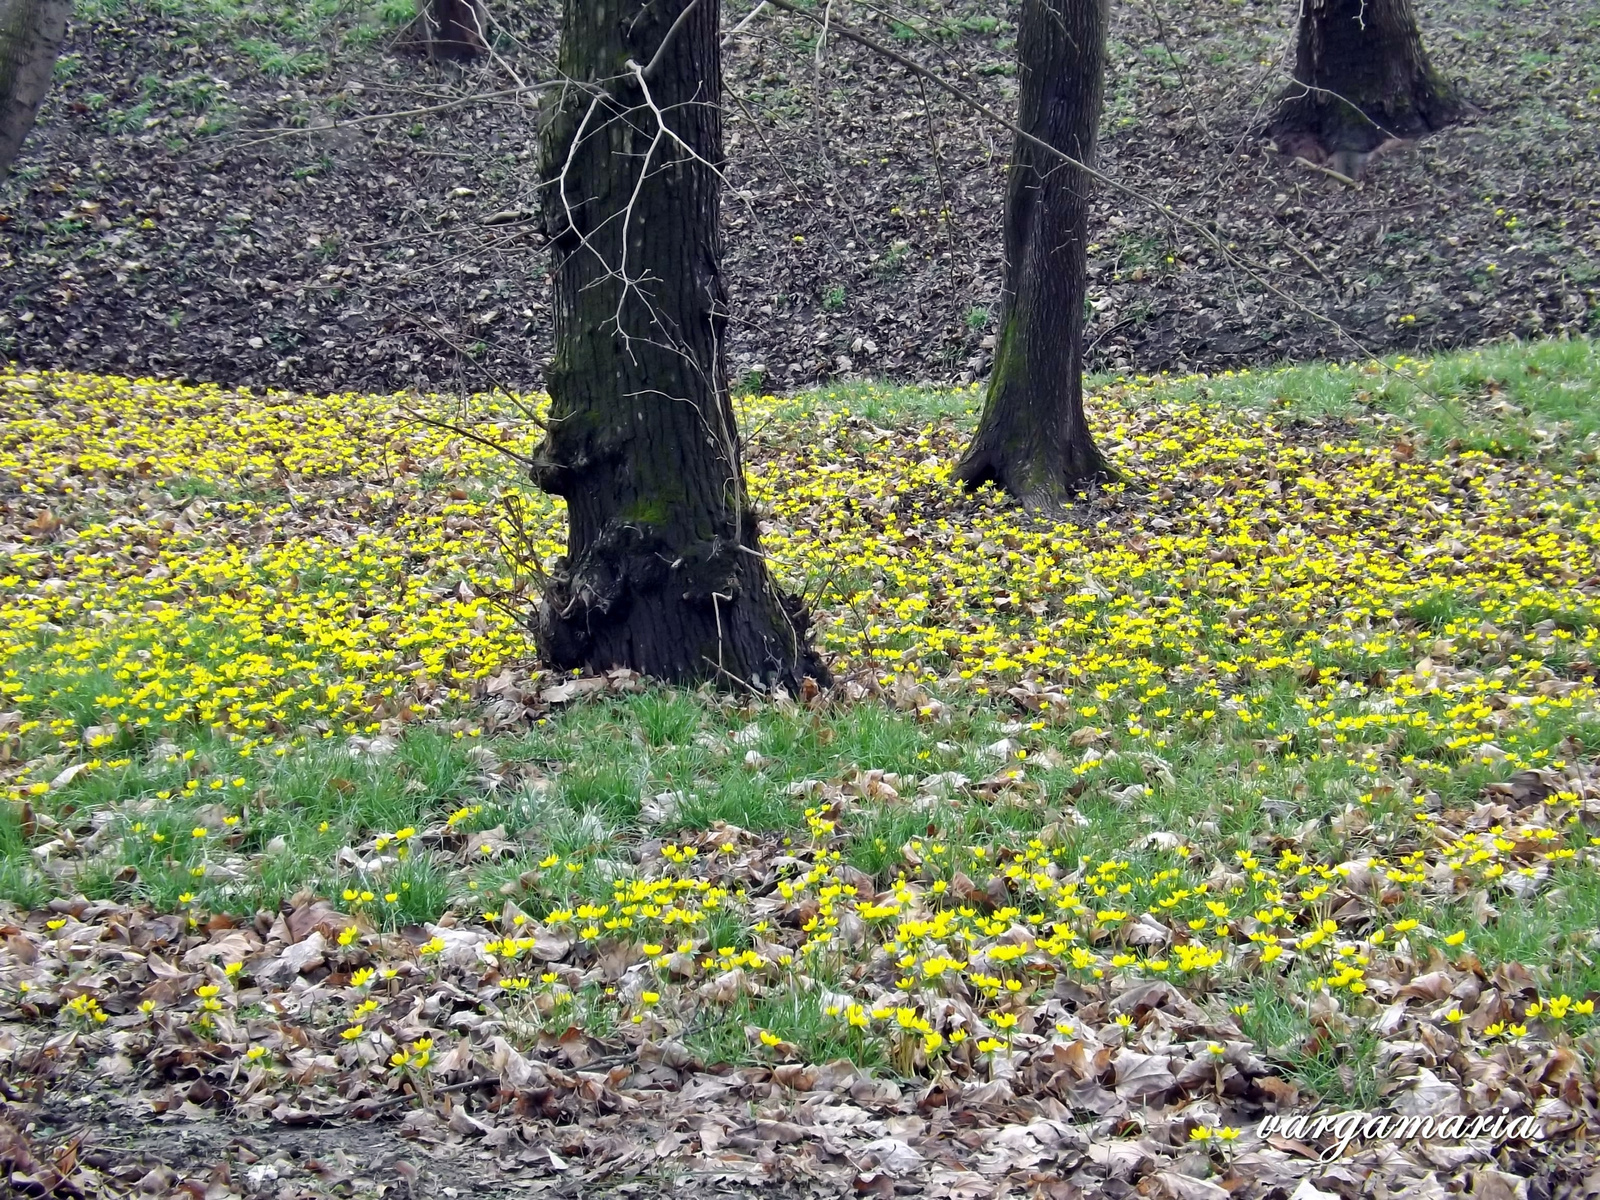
left=1270, top=69, right=1460, bottom=160
left=532, top=544, right=830, bottom=694
left=404, top=0, right=486, bottom=62
left=953, top=435, right=1110, bottom=512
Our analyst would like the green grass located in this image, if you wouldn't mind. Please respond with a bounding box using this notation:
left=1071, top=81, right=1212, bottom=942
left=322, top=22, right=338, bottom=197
left=1135, top=336, right=1600, bottom=463
left=685, top=987, right=887, bottom=1072
left=758, top=337, right=1600, bottom=470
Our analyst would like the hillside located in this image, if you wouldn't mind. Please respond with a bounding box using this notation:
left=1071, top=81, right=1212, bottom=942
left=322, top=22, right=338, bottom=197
left=0, top=0, right=1596, bottom=396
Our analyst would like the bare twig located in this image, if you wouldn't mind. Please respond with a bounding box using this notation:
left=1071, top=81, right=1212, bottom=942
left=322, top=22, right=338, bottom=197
left=395, top=403, right=541, bottom=465
left=722, top=1, right=770, bottom=46
left=645, top=0, right=701, bottom=81
left=1292, top=155, right=1360, bottom=188
left=914, top=74, right=958, bottom=263
left=1140, top=0, right=1209, bottom=137
left=229, top=85, right=558, bottom=150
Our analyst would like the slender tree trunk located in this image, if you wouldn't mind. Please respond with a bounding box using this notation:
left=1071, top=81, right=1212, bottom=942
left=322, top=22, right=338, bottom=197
left=1272, top=0, right=1459, bottom=159
left=533, top=0, right=827, bottom=691
left=420, top=0, right=485, bottom=62
left=0, top=0, right=69, bottom=183
left=955, top=0, right=1109, bottom=509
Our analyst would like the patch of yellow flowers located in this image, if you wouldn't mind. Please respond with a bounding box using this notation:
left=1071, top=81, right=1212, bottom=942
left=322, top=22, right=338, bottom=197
left=1, top=369, right=550, bottom=799
left=753, top=375, right=1600, bottom=781
left=467, top=801, right=1598, bottom=1066
left=5, top=363, right=1599, bottom=805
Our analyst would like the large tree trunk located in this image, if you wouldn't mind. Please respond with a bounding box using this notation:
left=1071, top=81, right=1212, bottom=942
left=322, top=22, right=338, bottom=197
left=0, top=0, right=70, bottom=183
left=533, top=0, right=826, bottom=691
left=954, top=0, right=1109, bottom=509
left=1272, top=0, right=1459, bottom=160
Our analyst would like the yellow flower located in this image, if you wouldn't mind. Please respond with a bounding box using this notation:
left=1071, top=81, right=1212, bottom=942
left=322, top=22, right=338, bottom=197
left=758, top=1030, right=781, bottom=1047
left=341, top=1024, right=364, bottom=1040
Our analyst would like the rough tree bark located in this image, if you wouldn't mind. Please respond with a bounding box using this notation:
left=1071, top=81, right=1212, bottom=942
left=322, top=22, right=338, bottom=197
left=954, top=0, right=1109, bottom=509
left=419, top=0, right=485, bottom=62
left=532, top=0, right=826, bottom=690
left=1272, top=0, right=1459, bottom=159
left=0, top=0, right=70, bottom=183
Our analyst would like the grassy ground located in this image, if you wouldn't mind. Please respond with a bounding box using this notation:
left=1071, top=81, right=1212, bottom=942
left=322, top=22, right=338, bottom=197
left=3, top=339, right=1600, bottom=1117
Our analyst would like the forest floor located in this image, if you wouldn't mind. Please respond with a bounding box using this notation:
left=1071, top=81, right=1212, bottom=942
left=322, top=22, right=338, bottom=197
left=0, top=0, right=1598, bottom=397
left=3, top=340, right=1600, bottom=1196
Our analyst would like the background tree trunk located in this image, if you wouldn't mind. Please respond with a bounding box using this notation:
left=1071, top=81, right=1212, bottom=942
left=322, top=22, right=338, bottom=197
left=1272, top=0, right=1459, bottom=159
left=533, top=0, right=826, bottom=691
left=0, top=0, right=70, bottom=183
left=420, top=0, right=485, bottom=62
left=954, top=0, right=1109, bottom=509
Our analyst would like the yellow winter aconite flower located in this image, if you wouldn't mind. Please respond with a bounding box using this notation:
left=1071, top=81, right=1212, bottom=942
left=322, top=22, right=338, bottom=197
left=64, top=994, right=108, bottom=1024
